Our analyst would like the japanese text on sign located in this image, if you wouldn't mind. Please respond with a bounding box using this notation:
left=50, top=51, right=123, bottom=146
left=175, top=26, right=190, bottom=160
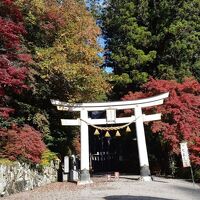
left=180, top=142, right=191, bottom=168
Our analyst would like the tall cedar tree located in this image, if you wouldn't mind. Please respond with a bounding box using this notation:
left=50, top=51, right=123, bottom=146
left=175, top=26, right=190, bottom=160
left=102, top=0, right=156, bottom=98
left=122, top=78, right=200, bottom=165
left=0, top=0, right=46, bottom=163
left=102, top=0, right=200, bottom=98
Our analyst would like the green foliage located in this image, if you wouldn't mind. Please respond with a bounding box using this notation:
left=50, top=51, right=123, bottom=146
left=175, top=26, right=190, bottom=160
left=194, top=167, right=200, bottom=182
left=0, top=116, right=25, bottom=129
left=149, top=0, right=200, bottom=81
left=0, top=158, right=14, bottom=165
left=13, top=101, right=51, bottom=138
left=102, top=0, right=157, bottom=97
left=86, top=0, right=102, bottom=18
left=40, top=149, right=58, bottom=167
left=32, top=112, right=49, bottom=134
left=102, top=0, right=200, bottom=98
left=176, top=166, right=200, bottom=182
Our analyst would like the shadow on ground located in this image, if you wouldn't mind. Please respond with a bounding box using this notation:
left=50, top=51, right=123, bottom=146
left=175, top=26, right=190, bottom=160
left=104, top=196, right=174, bottom=200
left=117, top=176, right=139, bottom=181
left=173, top=184, right=200, bottom=197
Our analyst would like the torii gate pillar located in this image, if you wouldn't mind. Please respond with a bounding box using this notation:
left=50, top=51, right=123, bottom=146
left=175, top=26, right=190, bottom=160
left=79, top=110, right=92, bottom=184
left=135, top=106, right=151, bottom=181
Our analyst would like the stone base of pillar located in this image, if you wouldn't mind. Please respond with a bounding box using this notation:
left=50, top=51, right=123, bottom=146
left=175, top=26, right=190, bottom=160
left=139, top=176, right=152, bottom=181
left=140, top=165, right=151, bottom=176
left=77, top=169, right=93, bottom=185
left=77, top=180, right=93, bottom=185
left=139, top=165, right=152, bottom=181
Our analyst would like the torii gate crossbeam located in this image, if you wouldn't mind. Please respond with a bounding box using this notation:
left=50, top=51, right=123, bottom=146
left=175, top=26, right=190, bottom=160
left=51, top=92, right=169, bottom=184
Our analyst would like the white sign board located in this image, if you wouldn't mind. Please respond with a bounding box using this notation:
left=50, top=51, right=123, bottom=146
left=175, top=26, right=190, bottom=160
left=180, top=142, right=191, bottom=168
left=106, top=108, right=116, bottom=123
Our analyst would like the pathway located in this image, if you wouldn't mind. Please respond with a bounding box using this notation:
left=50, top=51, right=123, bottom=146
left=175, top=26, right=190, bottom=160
left=2, top=175, right=200, bottom=200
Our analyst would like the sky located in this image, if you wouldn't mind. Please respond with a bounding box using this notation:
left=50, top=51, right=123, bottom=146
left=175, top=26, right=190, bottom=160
left=86, top=0, right=113, bottom=73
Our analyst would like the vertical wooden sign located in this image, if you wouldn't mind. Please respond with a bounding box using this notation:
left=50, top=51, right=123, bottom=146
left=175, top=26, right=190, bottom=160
left=180, top=142, right=191, bottom=167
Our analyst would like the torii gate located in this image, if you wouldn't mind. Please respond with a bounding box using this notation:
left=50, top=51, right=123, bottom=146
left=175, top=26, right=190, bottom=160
left=51, top=92, right=169, bottom=184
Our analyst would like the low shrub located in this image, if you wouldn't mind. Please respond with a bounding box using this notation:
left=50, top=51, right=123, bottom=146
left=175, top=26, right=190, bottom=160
left=194, top=167, right=200, bottom=182
left=0, top=124, right=46, bottom=163
left=0, top=158, right=13, bottom=165
left=40, top=149, right=59, bottom=167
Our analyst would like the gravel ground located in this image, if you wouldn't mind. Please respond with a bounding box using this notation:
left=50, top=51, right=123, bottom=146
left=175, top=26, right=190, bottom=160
left=2, top=175, right=200, bottom=200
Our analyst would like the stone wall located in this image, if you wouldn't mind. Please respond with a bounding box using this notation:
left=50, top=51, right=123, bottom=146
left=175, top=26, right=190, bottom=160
left=0, top=160, right=59, bottom=197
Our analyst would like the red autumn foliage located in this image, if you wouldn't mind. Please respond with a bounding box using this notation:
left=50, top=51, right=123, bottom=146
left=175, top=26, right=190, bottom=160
left=0, top=17, right=25, bottom=50
left=0, top=124, right=46, bottom=163
left=0, top=1, right=46, bottom=164
left=0, top=107, right=14, bottom=119
left=0, top=55, right=28, bottom=94
left=17, top=54, right=33, bottom=63
left=0, top=0, right=23, bottom=23
left=0, top=0, right=31, bottom=118
left=122, top=78, right=200, bottom=165
left=40, top=10, right=65, bottom=31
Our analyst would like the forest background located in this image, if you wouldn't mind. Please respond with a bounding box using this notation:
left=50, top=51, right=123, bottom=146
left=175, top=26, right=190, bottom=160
left=0, top=0, right=199, bottom=180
